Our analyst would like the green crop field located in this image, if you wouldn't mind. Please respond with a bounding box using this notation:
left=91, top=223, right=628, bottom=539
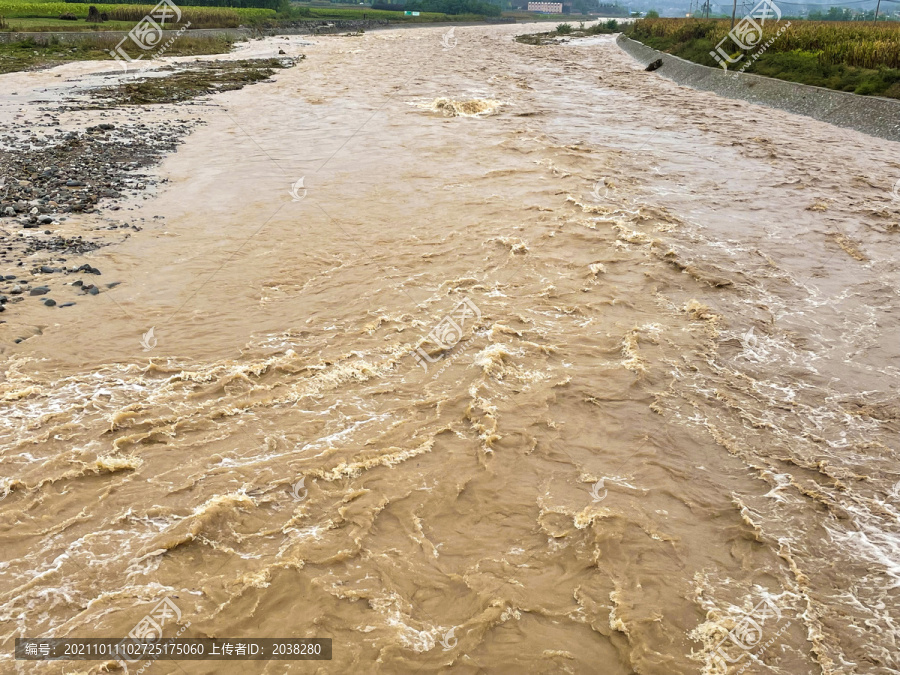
left=627, top=18, right=900, bottom=97
left=0, top=1, right=275, bottom=28
left=629, top=18, right=900, bottom=69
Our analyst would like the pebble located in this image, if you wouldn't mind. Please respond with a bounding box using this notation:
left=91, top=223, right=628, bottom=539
left=30, top=286, right=50, bottom=296
left=43, top=298, right=56, bottom=307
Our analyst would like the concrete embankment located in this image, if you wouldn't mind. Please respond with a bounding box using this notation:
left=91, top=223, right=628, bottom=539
left=616, top=33, right=900, bottom=143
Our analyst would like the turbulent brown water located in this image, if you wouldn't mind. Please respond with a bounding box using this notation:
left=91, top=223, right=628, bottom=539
left=2, top=24, right=900, bottom=675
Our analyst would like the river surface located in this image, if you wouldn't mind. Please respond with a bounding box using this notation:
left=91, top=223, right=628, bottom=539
left=2, top=24, right=900, bottom=675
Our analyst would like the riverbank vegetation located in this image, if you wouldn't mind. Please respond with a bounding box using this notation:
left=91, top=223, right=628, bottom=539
left=0, top=2, right=273, bottom=29
left=515, top=19, right=624, bottom=44
left=625, top=18, right=900, bottom=98
left=0, top=0, right=509, bottom=31
left=0, top=33, right=234, bottom=73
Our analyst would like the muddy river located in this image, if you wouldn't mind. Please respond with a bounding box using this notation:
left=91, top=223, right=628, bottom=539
left=1, top=23, right=900, bottom=675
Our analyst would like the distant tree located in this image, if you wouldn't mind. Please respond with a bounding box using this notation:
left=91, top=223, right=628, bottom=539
left=809, top=6, right=854, bottom=20
left=646, top=8, right=659, bottom=17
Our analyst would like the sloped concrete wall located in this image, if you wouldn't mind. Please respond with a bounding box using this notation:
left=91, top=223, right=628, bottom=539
left=617, top=34, right=900, bottom=143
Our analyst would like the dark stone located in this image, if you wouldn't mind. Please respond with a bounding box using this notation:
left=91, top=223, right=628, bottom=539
left=88, top=287, right=100, bottom=295
left=72, top=280, right=83, bottom=287
left=645, top=59, right=663, bottom=72
left=66, top=180, right=85, bottom=187
left=39, top=215, right=53, bottom=224
left=43, top=298, right=56, bottom=307
left=30, top=286, right=50, bottom=296
left=39, top=265, right=58, bottom=273
left=60, top=302, right=76, bottom=308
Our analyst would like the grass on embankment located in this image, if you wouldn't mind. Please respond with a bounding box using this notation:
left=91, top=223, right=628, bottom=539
left=0, top=34, right=235, bottom=75
left=625, top=18, right=900, bottom=99
left=0, top=3, right=274, bottom=29
left=255, top=6, right=502, bottom=24
left=4, top=17, right=138, bottom=31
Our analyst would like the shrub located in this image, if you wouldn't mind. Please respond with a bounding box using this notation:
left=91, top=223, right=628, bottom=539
left=556, top=22, right=573, bottom=34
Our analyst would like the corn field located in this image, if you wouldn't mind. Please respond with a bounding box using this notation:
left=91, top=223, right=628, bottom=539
left=0, top=2, right=274, bottom=27
left=630, top=18, right=900, bottom=69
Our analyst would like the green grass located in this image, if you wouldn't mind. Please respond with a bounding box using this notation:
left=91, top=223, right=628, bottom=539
left=0, top=34, right=234, bottom=73
left=746, top=50, right=900, bottom=97
left=0, top=2, right=274, bottom=27
left=626, top=19, right=900, bottom=99
left=266, top=6, right=483, bottom=22
left=516, top=20, right=622, bottom=44
left=3, top=16, right=138, bottom=30
left=256, top=5, right=510, bottom=24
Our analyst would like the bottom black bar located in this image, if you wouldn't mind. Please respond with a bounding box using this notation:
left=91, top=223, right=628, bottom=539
left=15, top=638, right=331, bottom=660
